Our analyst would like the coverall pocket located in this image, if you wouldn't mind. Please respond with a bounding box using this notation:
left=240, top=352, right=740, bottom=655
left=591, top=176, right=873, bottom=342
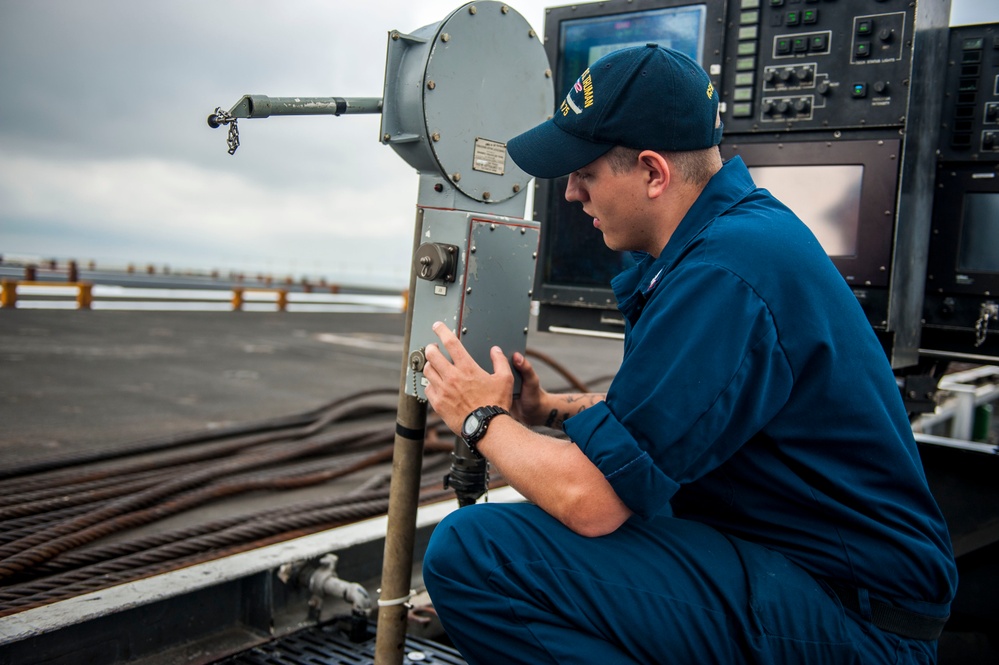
left=738, top=542, right=857, bottom=663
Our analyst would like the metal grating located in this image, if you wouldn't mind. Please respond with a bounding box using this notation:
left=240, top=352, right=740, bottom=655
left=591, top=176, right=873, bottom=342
left=223, top=625, right=466, bottom=665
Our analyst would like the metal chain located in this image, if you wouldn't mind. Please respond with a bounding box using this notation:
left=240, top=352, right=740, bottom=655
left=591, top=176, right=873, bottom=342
left=212, top=107, right=240, bottom=155
left=974, top=301, right=997, bottom=348
left=408, top=349, right=428, bottom=403
left=411, top=370, right=426, bottom=403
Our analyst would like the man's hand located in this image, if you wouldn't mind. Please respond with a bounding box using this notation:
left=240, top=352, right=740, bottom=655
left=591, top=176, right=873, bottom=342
left=423, top=321, right=515, bottom=434
left=510, top=351, right=548, bottom=427
left=424, top=324, right=632, bottom=537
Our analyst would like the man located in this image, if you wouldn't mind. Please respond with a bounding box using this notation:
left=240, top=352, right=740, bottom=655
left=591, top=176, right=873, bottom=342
left=420, top=44, right=956, bottom=664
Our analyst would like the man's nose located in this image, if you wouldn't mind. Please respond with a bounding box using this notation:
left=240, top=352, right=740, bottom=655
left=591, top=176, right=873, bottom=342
left=565, top=174, right=586, bottom=203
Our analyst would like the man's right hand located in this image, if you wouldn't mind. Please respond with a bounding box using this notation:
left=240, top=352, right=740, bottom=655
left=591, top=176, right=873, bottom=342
left=511, top=351, right=548, bottom=427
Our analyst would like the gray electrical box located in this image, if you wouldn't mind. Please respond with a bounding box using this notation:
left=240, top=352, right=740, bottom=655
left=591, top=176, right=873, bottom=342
left=406, top=209, right=539, bottom=400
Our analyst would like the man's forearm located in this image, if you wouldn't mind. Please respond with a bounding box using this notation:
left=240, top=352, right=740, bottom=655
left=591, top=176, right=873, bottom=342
left=478, top=415, right=632, bottom=537
left=540, top=393, right=606, bottom=430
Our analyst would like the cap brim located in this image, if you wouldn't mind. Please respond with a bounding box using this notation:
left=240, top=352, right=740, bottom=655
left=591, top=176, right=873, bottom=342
left=508, top=119, right=614, bottom=179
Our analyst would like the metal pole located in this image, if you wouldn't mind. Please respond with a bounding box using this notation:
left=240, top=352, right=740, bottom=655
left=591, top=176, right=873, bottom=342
left=227, top=95, right=382, bottom=119
left=374, top=207, right=428, bottom=665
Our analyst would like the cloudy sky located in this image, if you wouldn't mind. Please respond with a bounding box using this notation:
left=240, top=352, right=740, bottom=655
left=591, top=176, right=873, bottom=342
left=0, top=0, right=995, bottom=289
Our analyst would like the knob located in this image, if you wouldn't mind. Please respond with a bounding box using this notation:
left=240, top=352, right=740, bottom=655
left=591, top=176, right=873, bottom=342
left=777, top=99, right=792, bottom=115
left=878, top=28, right=894, bottom=43
left=779, top=69, right=794, bottom=83
left=873, top=81, right=889, bottom=95
left=764, top=69, right=778, bottom=84
left=796, top=67, right=814, bottom=82
left=817, top=80, right=832, bottom=96
left=794, top=98, right=811, bottom=114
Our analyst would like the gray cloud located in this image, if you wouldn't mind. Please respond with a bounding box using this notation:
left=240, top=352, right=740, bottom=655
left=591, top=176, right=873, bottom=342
left=0, top=0, right=550, bottom=286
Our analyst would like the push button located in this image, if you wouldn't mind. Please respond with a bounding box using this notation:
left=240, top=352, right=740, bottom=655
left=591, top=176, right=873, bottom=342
left=855, top=42, right=871, bottom=58
left=851, top=83, right=868, bottom=98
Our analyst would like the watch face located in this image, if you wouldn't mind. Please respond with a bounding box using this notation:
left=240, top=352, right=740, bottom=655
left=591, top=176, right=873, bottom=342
left=462, top=413, right=481, bottom=437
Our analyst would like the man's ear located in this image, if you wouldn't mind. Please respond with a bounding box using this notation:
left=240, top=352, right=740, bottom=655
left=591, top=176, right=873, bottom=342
left=638, top=150, right=670, bottom=199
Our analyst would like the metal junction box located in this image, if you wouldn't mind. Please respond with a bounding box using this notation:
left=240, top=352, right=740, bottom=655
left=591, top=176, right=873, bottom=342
left=406, top=208, right=539, bottom=401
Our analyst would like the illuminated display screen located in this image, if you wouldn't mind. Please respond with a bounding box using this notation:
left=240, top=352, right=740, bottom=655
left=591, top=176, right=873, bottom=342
left=558, top=5, right=707, bottom=85
left=957, top=192, right=999, bottom=273
left=749, top=165, right=864, bottom=258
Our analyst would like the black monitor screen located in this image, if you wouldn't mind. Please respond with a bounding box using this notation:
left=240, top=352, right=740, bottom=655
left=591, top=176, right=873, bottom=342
left=749, top=165, right=864, bottom=258
left=558, top=6, right=708, bottom=89
left=957, top=192, right=999, bottom=273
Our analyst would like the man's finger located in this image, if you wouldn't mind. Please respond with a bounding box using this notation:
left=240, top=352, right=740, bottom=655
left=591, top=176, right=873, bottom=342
left=513, top=351, right=540, bottom=387
left=432, top=321, right=471, bottom=365
left=490, top=346, right=512, bottom=377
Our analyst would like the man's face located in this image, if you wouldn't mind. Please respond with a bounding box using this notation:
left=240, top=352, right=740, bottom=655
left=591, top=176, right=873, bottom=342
left=564, top=154, right=657, bottom=255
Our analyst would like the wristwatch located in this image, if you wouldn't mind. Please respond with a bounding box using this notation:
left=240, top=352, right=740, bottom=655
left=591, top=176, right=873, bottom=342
left=460, top=405, right=510, bottom=459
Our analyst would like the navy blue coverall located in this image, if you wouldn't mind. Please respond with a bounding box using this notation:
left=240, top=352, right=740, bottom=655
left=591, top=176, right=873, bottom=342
left=423, top=157, right=957, bottom=664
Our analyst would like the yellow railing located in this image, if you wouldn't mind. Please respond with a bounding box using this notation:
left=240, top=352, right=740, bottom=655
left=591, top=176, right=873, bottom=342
left=231, top=287, right=289, bottom=312
left=0, top=280, right=408, bottom=312
left=1, top=280, right=93, bottom=309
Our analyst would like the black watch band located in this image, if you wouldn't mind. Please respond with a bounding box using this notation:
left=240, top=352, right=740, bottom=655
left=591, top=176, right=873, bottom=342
left=460, top=405, right=510, bottom=459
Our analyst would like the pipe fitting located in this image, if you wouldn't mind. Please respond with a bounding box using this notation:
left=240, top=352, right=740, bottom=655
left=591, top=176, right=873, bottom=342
left=308, top=554, right=373, bottom=615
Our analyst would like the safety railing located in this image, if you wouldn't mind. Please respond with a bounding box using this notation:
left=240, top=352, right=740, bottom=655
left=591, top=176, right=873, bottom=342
left=0, top=280, right=405, bottom=313
left=1, top=280, right=94, bottom=309
left=232, top=287, right=288, bottom=311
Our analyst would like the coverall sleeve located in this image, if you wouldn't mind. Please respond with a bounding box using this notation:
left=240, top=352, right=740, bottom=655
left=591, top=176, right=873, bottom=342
left=564, top=261, right=794, bottom=519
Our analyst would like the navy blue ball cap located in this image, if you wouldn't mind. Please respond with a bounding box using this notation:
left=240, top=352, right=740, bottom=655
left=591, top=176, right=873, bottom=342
left=509, top=43, right=723, bottom=179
